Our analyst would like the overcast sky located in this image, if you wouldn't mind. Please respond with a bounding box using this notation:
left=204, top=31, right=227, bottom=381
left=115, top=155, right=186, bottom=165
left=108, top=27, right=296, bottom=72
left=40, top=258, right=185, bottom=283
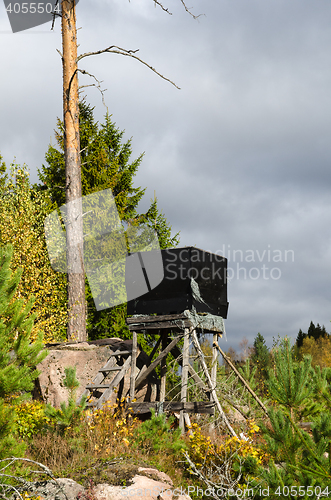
left=1, top=0, right=331, bottom=354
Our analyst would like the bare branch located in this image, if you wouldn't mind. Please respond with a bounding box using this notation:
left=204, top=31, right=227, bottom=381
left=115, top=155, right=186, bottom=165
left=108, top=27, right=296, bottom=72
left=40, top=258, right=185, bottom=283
left=51, top=0, right=61, bottom=30
left=77, top=46, right=180, bottom=90
left=151, top=0, right=202, bottom=19
left=152, top=0, right=172, bottom=15
left=0, top=457, right=60, bottom=500
left=183, top=450, right=244, bottom=499
left=178, top=0, right=202, bottom=19
left=77, top=68, right=107, bottom=106
left=0, top=457, right=55, bottom=478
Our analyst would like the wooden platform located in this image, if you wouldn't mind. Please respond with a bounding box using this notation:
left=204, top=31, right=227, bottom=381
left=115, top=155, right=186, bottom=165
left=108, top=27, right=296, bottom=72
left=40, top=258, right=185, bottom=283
left=126, top=313, right=191, bottom=332
left=128, top=401, right=215, bottom=415
left=126, top=312, right=225, bottom=334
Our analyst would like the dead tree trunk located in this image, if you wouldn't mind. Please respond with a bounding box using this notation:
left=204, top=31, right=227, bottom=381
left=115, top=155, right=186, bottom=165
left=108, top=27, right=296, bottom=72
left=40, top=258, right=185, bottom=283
left=61, top=0, right=86, bottom=341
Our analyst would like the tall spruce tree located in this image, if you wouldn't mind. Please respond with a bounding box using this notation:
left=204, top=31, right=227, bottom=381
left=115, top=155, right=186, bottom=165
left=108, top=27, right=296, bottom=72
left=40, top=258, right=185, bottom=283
left=0, top=244, right=46, bottom=458
left=307, top=321, right=327, bottom=341
left=39, top=101, right=179, bottom=340
left=296, top=328, right=306, bottom=348
left=251, top=332, right=270, bottom=389
left=296, top=322, right=329, bottom=351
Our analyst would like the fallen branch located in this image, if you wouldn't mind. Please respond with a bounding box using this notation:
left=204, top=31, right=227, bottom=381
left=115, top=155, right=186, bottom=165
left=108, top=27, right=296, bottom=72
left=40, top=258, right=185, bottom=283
left=183, top=450, right=243, bottom=499
left=0, top=458, right=60, bottom=500
left=214, top=343, right=269, bottom=417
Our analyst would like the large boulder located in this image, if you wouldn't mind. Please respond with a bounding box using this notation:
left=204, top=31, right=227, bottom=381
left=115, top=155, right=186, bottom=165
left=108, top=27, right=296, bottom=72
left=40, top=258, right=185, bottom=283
left=34, top=338, right=157, bottom=408
left=11, top=469, right=192, bottom=500
left=10, top=478, right=84, bottom=500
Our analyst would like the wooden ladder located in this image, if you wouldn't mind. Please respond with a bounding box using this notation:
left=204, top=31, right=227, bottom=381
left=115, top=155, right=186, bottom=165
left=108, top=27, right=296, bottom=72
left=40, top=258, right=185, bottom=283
left=78, top=347, right=132, bottom=409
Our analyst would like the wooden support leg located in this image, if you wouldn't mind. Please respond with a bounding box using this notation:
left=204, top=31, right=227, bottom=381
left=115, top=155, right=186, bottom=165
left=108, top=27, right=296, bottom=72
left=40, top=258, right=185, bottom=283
left=179, top=328, right=189, bottom=433
left=160, top=331, right=167, bottom=404
left=191, top=329, right=238, bottom=438
left=129, top=331, right=137, bottom=403
left=211, top=333, right=218, bottom=392
left=184, top=413, right=192, bottom=435
left=209, top=333, right=218, bottom=431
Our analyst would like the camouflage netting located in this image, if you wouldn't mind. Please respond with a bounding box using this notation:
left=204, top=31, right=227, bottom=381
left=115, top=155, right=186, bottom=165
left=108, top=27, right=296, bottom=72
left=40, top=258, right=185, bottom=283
left=183, top=308, right=225, bottom=335
left=188, top=278, right=226, bottom=334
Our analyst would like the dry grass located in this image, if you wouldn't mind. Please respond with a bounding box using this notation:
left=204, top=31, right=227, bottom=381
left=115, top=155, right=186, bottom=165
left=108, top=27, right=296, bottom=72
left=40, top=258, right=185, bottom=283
left=25, top=402, right=199, bottom=491
left=25, top=402, right=262, bottom=496
left=26, top=401, right=139, bottom=474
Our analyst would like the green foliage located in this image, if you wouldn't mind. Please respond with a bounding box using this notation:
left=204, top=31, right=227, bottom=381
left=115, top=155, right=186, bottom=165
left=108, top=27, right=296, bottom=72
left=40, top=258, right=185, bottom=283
left=267, top=338, right=314, bottom=420
left=0, top=401, right=23, bottom=458
left=39, top=101, right=179, bottom=341
left=0, top=161, right=67, bottom=343
left=257, top=337, right=331, bottom=495
left=39, top=101, right=179, bottom=245
left=308, top=321, right=328, bottom=341
left=239, top=357, right=257, bottom=385
left=237, top=358, right=261, bottom=416
left=143, top=196, right=180, bottom=250
left=133, top=409, right=186, bottom=456
left=45, top=367, right=86, bottom=432
left=0, top=244, right=47, bottom=458
left=0, top=154, right=7, bottom=191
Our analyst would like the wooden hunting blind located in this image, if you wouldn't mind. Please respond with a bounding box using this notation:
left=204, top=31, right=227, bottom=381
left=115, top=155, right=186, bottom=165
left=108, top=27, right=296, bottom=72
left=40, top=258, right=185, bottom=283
left=126, top=247, right=229, bottom=318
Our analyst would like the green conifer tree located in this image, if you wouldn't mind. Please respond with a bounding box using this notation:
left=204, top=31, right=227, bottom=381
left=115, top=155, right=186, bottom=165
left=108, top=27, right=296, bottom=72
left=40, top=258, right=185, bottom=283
left=251, top=332, right=270, bottom=390
left=0, top=244, right=47, bottom=458
left=45, top=367, right=86, bottom=433
left=306, top=321, right=327, bottom=341
left=267, top=338, right=314, bottom=420
left=296, top=328, right=306, bottom=348
left=256, top=338, right=331, bottom=497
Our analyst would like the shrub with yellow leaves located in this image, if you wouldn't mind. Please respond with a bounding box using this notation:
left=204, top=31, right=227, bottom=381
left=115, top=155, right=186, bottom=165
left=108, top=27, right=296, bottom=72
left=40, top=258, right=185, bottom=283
left=14, top=400, right=50, bottom=439
left=185, top=421, right=266, bottom=490
left=84, top=399, right=138, bottom=457
left=0, top=161, right=67, bottom=343
left=21, top=492, right=43, bottom=500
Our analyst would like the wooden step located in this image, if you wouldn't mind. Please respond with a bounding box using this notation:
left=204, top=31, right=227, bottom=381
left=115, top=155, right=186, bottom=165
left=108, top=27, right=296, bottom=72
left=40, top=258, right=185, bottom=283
left=86, top=384, right=110, bottom=390
left=108, top=350, right=131, bottom=357
left=99, top=366, right=121, bottom=372
left=95, top=355, right=132, bottom=409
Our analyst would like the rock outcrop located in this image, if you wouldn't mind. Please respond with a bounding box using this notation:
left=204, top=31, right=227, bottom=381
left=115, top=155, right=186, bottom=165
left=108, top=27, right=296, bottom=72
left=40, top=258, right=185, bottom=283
left=34, top=338, right=157, bottom=408
left=11, top=468, right=192, bottom=500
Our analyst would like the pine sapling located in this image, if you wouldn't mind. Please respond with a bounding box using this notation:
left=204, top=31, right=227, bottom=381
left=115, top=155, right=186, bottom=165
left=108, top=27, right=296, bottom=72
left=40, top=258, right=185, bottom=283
left=45, top=367, right=86, bottom=432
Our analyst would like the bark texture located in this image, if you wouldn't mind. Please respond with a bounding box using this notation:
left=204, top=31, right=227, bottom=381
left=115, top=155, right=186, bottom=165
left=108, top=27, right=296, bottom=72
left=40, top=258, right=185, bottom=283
left=62, top=0, right=86, bottom=341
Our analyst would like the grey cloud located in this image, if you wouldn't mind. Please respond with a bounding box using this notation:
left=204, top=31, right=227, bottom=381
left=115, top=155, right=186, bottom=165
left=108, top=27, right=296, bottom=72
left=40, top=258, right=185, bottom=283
left=0, top=0, right=331, bottom=352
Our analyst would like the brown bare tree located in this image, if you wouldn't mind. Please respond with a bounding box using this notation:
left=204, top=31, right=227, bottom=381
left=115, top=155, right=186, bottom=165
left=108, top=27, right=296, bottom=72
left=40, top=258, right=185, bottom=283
left=61, top=0, right=85, bottom=341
